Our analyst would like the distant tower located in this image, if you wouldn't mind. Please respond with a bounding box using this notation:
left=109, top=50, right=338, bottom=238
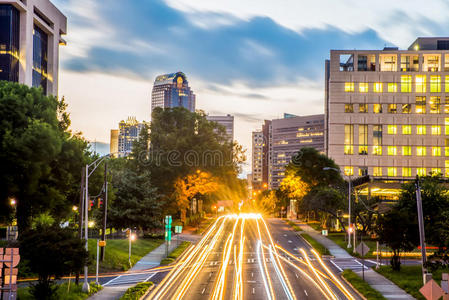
left=110, top=117, right=146, bottom=158
left=151, top=72, right=196, bottom=114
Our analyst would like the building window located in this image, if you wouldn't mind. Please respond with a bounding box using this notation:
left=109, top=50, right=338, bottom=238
left=402, top=167, right=412, bottom=177
left=431, top=168, right=442, bottom=176
left=431, top=125, right=441, bottom=135
left=344, top=166, right=354, bottom=176
left=0, top=5, right=20, bottom=83
left=402, top=125, right=412, bottom=135
left=359, top=103, right=368, bottom=113
left=388, top=104, right=397, bottom=113
left=417, top=146, right=427, bottom=156
left=446, top=139, right=449, bottom=156
left=359, top=83, right=369, bottom=93
left=359, top=167, right=368, bottom=176
left=344, top=124, right=354, bottom=155
left=417, top=125, right=426, bottom=135
left=415, top=75, right=427, bottom=93
left=417, top=168, right=427, bottom=177
left=32, top=25, right=49, bottom=94
left=430, top=96, right=441, bottom=114
left=446, top=76, right=449, bottom=93
left=373, top=125, right=382, bottom=155
left=446, top=161, right=449, bottom=177
left=373, top=167, right=382, bottom=177
left=402, top=146, right=411, bottom=156
left=423, top=54, right=440, bottom=72
left=358, top=125, right=368, bottom=155
left=387, top=167, right=397, bottom=177
left=430, top=75, right=441, bottom=93
left=345, top=104, right=354, bottom=113
left=416, top=96, right=426, bottom=114
left=380, top=55, right=397, bottom=71
left=388, top=146, right=397, bottom=156
left=445, top=54, right=449, bottom=72
left=432, top=147, right=441, bottom=156
left=358, top=54, right=375, bottom=71
left=401, top=55, right=419, bottom=72
left=345, top=82, right=354, bottom=92
left=373, top=104, right=382, bottom=114
left=387, top=83, right=397, bottom=93
left=401, top=75, right=412, bottom=92
left=402, top=104, right=411, bottom=114
left=387, top=125, right=397, bottom=134
left=373, top=82, right=383, bottom=93
left=446, top=118, right=449, bottom=135
left=340, top=54, right=354, bottom=71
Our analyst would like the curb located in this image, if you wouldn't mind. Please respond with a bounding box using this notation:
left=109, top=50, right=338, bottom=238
left=340, top=274, right=368, bottom=300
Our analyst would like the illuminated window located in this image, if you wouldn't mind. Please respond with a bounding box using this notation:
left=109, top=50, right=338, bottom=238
left=401, top=75, right=412, bottom=92
left=387, top=167, right=397, bottom=177
left=401, top=55, right=419, bottom=72
left=387, top=125, right=397, bottom=134
left=416, top=96, right=426, bottom=114
left=373, top=104, right=382, bottom=114
left=445, top=54, right=449, bottom=71
left=432, top=147, right=441, bottom=156
left=446, top=76, right=449, bottom=93
left=387, top=83, right=397, bottom=93
left=446, top=118, right=449, bottom=135
left=373, top=82, right=383, bottom=93
left=417, top=168, right=427, bottom=177
left=445, top=97, right=449, bottom=114
left=373, top=167, right=382, bottom=177
left=416, top=75, right=427, bottom=93
left=402, top=167, right=412, bottom=177
left=446, top=161, right=449, bottom=177
left=359, top=83, right=368, bottom=93
left=402, top=146, right=411, bottom=156
left=373, top=125, right=382, bottom=155
left=380, top=55, right=397, bottom=71
left=417, top=125, right=426, bottom=135
left=430, top=96, right=441, bottom=114
left=423, top=54, right=440, bottom=72
left=446, top=139, right=449, bottom=156
left=402, top=104, right=411, bottom=114
left=388, top=146, right=397, bottom=155
left=417, top=146, right=427, bottom=156
left=388, top=104, right=397, bottom=113
left=359, top=103, right=368, bottom=113
left=344, top=166, right=354, bottom=176
left=402, top=125, right=412, bottom=135
left=431, top=168, right=442, bottom=176
left=345, top=104, right=354, bottom=113
left=344, top=124, right=354, bottom=155
left=431, top=125, right=441, bottom=135
left=358, top=125, right=368, bottom=155
left=430, top=75, right=441, bottom=93
left=345, top=82, right=354, bottom=92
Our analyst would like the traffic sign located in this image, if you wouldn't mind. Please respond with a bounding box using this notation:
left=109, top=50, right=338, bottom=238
left=4, top=248, right=20, bottom=268
left=356, top=242, right=370, bottom=257
left=98, top=240, right=106, bottom=247
left=420, top=279, right=445, bottom=300
left=175, top=225, right=183, bottom=233
left=321, top=230, right=328, bottom=236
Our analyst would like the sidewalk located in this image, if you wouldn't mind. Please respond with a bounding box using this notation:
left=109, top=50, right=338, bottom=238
left=297, top=223, right=415, bottom=300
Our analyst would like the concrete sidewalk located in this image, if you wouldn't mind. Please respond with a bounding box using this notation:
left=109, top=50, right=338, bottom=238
left=297, top=223, right=415, bottom=300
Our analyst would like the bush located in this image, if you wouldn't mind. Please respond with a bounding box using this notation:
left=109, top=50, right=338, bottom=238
left=120, top=282, right=153, bottom=300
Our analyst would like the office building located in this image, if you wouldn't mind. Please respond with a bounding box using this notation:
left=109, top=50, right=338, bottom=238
left=151, top=71, right=196, bottom=113
left=110, top=117, right=147, bottom=158
left=261, top=120, right=271, bottom=188
left=252, top=131, right=263, bottom=190
left=0, top=0, right=67, bottom=95
left=269, top=114, right=325, bottom=189
left=325, top=37, right=449, bottom=199
left=206, top=114, right=234, bottom=141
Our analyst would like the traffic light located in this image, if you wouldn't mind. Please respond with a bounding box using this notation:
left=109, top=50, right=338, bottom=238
left=97, top=197, right=103, bottom=208
left=88, top=199, right=94, bottom=211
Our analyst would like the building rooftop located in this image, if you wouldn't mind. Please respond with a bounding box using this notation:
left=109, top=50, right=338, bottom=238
left=154, top=71, right=188, bottom=86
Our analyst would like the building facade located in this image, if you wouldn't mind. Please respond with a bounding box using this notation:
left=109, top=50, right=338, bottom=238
left=326, top=37, right=449, bottom=183
left=206, top=114, right=234, bottom=142
left=269, top=114, right=325, bottom=189
left=0, top=0, right=67, bottom=95
left=110, top=117, right=147, bottom=158
left=251, top=131, right=263, bottom=190
left=151, top=72, right=196, bottom=113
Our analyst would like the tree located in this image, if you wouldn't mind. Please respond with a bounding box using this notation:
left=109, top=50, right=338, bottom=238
left=280, top=170, right=310, bottom=200
left=20, top=221, right=87, bottom=298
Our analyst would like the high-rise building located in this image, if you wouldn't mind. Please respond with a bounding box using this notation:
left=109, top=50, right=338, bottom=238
left=0, top=0, right=67, bottom=95
left=151, top=72, right=196, bottom=113
left=269, top=114, right=324, bottom=189
left=252, top=131, right=263, bottom=190
left=262, top=120, right=272, bottom=188
left=326, top=37, right=449, bottom=199
left=206, top=114, right=234, bottom=142
left=110, top=117, right=147, bottom=158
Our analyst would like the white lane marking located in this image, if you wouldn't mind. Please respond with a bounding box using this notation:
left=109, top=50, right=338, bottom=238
left=284, top=234, right=287, bottom=237
left=288, top=240, right=292, bottom=243
left=366, top=259, right=384, bottom=265
left=304, top=289, right=308, bottom=296
left=209, top=272, right=212, bottom=278
left=251, top=272, right=254, bottom=278
left=103, top=275, right=121, bottom=286
left=201, top=287, right=206, bottom=294
left=330, top=260, right=343, bottom=272
left=144, top=273, right=156, bottom=282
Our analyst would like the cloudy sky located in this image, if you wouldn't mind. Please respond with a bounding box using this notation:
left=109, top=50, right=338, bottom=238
left=52, top=0, right=449, bottom=173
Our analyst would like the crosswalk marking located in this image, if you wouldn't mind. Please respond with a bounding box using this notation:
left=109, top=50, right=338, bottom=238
left=330, top=259, right=368, bottom=272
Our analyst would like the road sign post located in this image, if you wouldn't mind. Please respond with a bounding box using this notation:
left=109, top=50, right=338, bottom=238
left=356, top=239, right=370, bottom=281
left=165, top=216, right=172, bottom=257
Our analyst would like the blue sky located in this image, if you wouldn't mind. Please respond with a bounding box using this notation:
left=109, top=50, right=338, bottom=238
left=53, top=0, right=449, bottom=172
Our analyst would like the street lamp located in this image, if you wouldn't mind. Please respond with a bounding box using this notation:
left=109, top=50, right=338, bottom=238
left=323, top=167, right=352, bottom=248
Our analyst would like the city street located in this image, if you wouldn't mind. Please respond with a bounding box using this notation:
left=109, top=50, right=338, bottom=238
left=146, top=214, right=361, bottom=300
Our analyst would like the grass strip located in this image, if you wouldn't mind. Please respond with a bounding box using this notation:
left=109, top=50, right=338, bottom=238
left=300, top=233, right=330, bottom=256
left=342, top=269, right=386, bottom=300
left=285, top=220, right=301, bottom=231
left=17, top=282, right=102, bottom=300
left=120, top=282, right=153, bottom=300
left=160, top=241, right=191, bottom=265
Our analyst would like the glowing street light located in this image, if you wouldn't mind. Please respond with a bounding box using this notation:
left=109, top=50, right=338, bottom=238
left=10, top=198, right=16, bottom=206
left=72, top=205, right=78, bottom=211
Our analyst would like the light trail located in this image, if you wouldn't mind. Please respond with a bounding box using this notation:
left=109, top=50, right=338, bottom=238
left=233, top=218, right=245, bottom=300
left=268, top=245, right=294, bottom=300
left=256, top=218, right=276, bottom=300
left=256, top=240, right=273, bottom=300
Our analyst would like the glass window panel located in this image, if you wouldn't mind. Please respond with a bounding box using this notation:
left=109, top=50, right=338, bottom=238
left=373, top=125, right=382, bottom=155
left=417, top=125, right=426, bottom=135
left=373, top=82, right=383, bottom=93
left=401, top=75, right=412, bottom=92
left=401, top=55, right=419, bottom=72
left=402, top=167, right=412, bottom=177
left=373, top=104, right=382, bottom=114
left=387, top=83, right=397, bottom=93
left=373, top=167, right=382, bottom=176
left=402, top=146, right=411, bottom=156
left=358, top=125, right=368, bottom=155
left=345, top=104, right=354, bottom=113
left=359, top=82, right=368, bottom=93
left=417, top=146, right=427, bottom=156
left=446, top=76, right=449, bottom=93
left=387, top=125, right=397, bottom=134
left=402, top=104, right=411, bottom=113
left=445, top=54, right=449, bottom=72
left=432, top=147, right=441, bottom=156
left=416, top=96, right=426, bottom=114
left=344, top=124, right=354, bottom=154
left=417, top=168, right=427, bottom=177
left=431, top=168, right=442, bottom=176
left=388, top=104, right=397, bottom=113
left=431, top=125, right=441, bottom=135
left=402, top=125, right=412, bottom=135
left=388, top=146, right=397, bottom=155
left=423, top=54, right=440, bottom=72
left=430, top=96, right=441, bottom=114
left=380, top=54, right=397, bottom=71
left=387, top=167, right=397, bottom=177
left=344, top=166, right=354, bottom=176
left=416, top=75, right=427, bottom=93
left=430, top=75, right=441, bottom=93
left=359, top=103, right=368, bottom=113
left=345, top=82, right=354, bottom=92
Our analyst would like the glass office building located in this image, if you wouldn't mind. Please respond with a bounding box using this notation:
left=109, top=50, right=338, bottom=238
left=32, top=25, right=48, bottom=93
left=151, top=72, right=196, bottom=113
left=0, top=4, right=20, bottom=82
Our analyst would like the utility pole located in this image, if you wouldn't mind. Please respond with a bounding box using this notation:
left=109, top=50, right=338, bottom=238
left=100, top=162, right=107, bottom=261
left=415, top=176, right=429, bottom=285
left=83, top=164, right=90, bottom=292
left=76, top=167, right=84, bottom=285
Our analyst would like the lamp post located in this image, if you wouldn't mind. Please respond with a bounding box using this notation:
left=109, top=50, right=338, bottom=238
left=323, top=167, right=352, bottom=248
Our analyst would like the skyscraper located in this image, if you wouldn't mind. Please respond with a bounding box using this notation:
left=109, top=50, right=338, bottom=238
left=151, top=72, right=196, bottom=113
left=110, top=117, right=147, bottom=158
left=206, top=114, right=234, bottom=142
left=0, top=0, right=67, bottom=95
left=252, top=131, right=263, bottom=190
